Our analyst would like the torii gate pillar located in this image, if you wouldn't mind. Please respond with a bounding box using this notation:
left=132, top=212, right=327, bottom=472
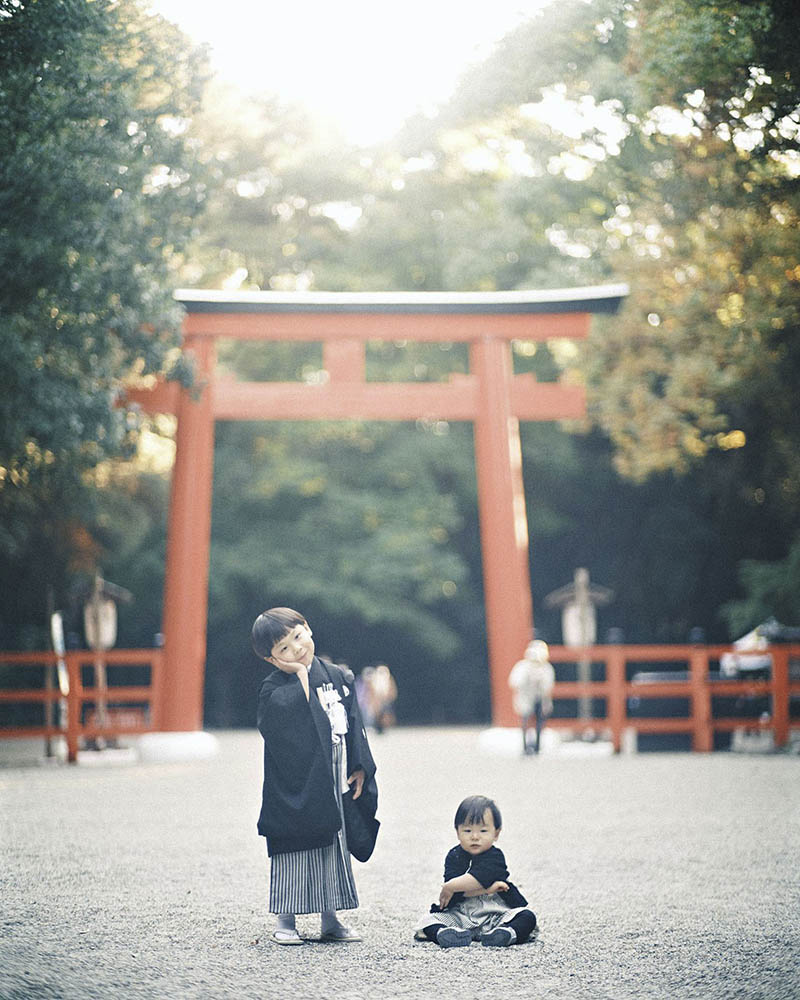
left=159, top=334, right=216, bottom=731
left=472, top=337, right=533, bottom=725
left=127, top=287, right=627, bottom=731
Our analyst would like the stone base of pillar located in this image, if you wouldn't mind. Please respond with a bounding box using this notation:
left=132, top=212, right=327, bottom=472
left=136, top=731, right=219, bottom=763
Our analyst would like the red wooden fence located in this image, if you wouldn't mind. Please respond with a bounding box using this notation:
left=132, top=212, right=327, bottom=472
left=0, top=649, right=163, bottom=762
left=546, top=644, right=800, bottom=751
left=0, top=644, right=797, bottom=758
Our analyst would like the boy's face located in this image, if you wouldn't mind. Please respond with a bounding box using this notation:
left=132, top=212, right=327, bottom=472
left=456, top=808, right=500, bottom=855
left=267, top=622, right=314, bottom=672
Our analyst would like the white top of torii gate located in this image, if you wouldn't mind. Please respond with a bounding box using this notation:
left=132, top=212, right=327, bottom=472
left=175, top=284, right=629, bottom=315
left=173, top=284, right=629, bottom=344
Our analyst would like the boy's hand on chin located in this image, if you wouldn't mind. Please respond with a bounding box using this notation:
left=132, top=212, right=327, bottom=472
left=273, top=658, right=307, bottom=674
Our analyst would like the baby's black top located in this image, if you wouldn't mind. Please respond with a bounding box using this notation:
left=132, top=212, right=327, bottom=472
left=430, top=844, right=528, bottom=912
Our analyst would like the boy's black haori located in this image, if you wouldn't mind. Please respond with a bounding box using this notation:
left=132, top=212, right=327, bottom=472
left=257, top=654, right=379, bottom=859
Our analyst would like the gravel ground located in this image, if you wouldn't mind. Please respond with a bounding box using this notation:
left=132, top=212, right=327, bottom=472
left=1, top=728, right=799, bottom=1000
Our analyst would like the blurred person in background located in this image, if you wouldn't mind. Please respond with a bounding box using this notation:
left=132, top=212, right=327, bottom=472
left=508, top=640, right=555, bottom=755
left=370, top=664, right=397, bottom=733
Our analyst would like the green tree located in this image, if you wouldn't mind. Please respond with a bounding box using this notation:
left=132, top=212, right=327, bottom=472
left=629, top=0, right=800, bottom=157
left=424, top=0, right=800, bottom=631
left=0, top=0, right=207, bottom=490
left=586, top=0, right=800, bottom=622
left=0, top=0, right=208, bottom=641
left=722, top=535, right=800, bottom=634
left=204, top=416, right=485, bottom=725
left=418, top=0, right=800, bottom=483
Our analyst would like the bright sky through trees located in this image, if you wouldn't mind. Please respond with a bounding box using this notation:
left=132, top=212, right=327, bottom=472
left=147, top=0, right=554, bottom=145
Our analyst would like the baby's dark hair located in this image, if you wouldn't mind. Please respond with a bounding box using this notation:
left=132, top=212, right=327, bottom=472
left=454, top=794, right=502, bottom=830
left=251, top=607, right=307, bottom=659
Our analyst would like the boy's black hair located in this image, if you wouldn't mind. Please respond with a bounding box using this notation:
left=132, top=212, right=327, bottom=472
left=251, top=607, right=307, bottom=659
left=454, top=795, right=502, bottom=830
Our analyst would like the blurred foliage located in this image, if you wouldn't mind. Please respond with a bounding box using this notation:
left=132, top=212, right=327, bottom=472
left=174, top=81, right=368, bottom=291
left=0, top=0, right=209, bottom=483
left=722, top=535, right=800, bottom=635
left=421, top=0, right=800, bottom=484
left=629, top=0, right=800, bottom=154
left=2, top=0, right=800, bottom=723
left=0, top=0, right=207, bottom=640
left=0, top=0, right=204, bottom=645
left=203, top=416, right=488, bottom=724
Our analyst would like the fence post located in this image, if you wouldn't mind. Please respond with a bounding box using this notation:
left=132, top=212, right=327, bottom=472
left=690, top=648, right=712, bottom=752
left=771, top=647, right=790, bottom=750
left=65, top=652, right=81, bottom=763
left=605, top=647, right=626, bottom=753
left=151, top=648, right=165, bottom=731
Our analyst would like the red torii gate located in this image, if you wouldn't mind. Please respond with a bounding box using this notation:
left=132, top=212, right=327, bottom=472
left=127, top=286, right=626, bottom=731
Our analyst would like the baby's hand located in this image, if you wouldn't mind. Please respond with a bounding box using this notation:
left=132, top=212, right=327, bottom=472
left=486, top=880, right=509, bottom=895
left=438, top=883, right=455, bottom=909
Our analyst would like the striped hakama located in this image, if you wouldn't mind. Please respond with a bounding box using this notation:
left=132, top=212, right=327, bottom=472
left=268, top=739, right=358, bottom=914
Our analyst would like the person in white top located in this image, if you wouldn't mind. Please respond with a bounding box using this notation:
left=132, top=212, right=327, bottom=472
left=508, top=640, right=555, bottom=755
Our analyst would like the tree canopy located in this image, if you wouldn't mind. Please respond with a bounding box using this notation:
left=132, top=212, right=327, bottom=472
left=0, top=0, right=207, bottom=492
left=0, top=0, right=208, bottom=645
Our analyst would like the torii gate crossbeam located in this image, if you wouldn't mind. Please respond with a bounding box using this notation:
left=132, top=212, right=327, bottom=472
left=127, top=286, right=627, bottom=731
